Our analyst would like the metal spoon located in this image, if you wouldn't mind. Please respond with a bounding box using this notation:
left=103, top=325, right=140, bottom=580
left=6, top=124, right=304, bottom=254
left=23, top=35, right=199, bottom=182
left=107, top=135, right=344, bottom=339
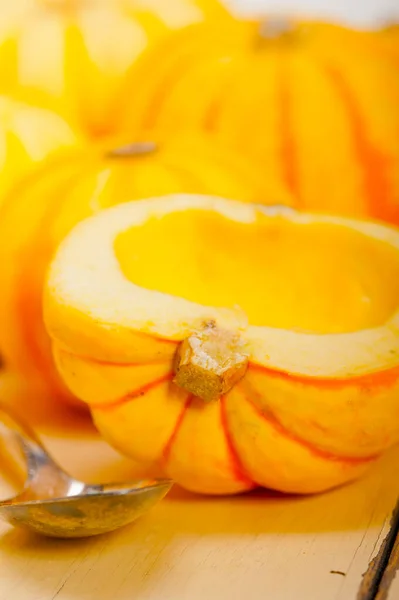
left=0, top=405, right=173, bottom=538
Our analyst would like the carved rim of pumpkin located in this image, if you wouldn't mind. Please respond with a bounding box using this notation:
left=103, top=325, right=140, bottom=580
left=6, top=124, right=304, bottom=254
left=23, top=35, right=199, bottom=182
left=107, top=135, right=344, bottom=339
left=44, top=194, right=399, bottom=401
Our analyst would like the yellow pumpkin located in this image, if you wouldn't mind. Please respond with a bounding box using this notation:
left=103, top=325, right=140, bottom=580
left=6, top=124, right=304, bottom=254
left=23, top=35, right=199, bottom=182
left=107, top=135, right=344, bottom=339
left=0, top=135, right=291, bottom=402
left=44, top=195, right=399, bottom=495
left=0, top=95, right=77, bottom=198
left=0, top=0, right=229, bottom=140
left=122, top=18, right=399, bottom=224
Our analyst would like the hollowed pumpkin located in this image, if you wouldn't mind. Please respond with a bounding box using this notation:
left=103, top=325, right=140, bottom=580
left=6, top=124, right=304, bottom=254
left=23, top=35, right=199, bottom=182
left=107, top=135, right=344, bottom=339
left=44, top=195, right=399, bottom=495
left=122, top=17, right=399, bottom=224
left=0, top=137, right=291, bottom=402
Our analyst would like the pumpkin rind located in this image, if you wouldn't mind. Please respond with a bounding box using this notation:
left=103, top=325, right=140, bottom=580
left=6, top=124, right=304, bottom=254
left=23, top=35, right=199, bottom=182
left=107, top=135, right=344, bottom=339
left=44, top=196, right=399, bottom=494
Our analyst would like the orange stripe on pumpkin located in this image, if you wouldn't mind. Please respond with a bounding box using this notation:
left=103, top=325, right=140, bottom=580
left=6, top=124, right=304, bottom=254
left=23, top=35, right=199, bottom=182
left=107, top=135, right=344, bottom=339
left=219, top=396, right=256, bottom=488
left=90, top=372, right=174, bottom=410
left=203, top=84, right=230, bottom=132
left=278, top=57, right=301, bottom=202
left=240, top=386, right=378, bottom=465
left=248, top=362, right=399, bottom=390
left=162, top=394, right=193, bottom=463
left=324, top=64, right=394, bottom=222
left=141, top=53, right=196, bottom=132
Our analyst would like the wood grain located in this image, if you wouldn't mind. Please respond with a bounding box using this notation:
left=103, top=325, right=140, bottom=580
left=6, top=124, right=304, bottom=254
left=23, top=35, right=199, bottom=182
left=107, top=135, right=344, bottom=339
left=0, top=394, right=398, bottom=600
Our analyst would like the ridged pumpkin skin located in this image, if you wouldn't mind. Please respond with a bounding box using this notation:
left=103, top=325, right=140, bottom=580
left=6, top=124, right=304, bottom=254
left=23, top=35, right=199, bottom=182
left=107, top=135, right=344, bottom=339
left=0, top=137, right=291, bottom=402
left=45, top=195, right=399, bottom=495
left=0, top=0, right=229, bottom=139
left=122, top=18, right=399, bottom=224
left=0, top=95, right=77, bottom=198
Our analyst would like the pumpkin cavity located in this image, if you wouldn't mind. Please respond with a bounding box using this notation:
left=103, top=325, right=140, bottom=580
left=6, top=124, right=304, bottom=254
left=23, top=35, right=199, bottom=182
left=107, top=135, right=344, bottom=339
left=114, top=207, right=399, bottom=334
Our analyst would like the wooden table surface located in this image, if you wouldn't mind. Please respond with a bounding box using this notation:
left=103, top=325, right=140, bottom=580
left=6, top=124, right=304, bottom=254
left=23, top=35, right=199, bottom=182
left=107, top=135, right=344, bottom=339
left=0, top=376, right=398, bottom=600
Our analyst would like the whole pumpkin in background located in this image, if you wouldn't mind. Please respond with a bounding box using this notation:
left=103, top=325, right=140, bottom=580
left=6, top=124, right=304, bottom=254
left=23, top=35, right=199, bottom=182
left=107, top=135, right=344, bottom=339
left=0, top=95, right=77, bottom=198
left=121, top=17, right=399, bottom=224
left=0, top=134, right=292, bottom=403
left=44, top=195, right=399, bottom=494
left=0, top=0, right=230, bottom=140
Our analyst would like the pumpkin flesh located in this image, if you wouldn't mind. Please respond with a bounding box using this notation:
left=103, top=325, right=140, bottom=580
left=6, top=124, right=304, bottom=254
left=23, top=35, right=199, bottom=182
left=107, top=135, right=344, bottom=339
left=115, top=209, right=399, bottom=333
left=44, top=196, right=399, bottom=495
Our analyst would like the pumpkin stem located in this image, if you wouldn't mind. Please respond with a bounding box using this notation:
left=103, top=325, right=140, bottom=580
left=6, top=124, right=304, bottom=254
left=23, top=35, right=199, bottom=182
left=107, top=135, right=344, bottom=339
left=173, top=322, right=249, bottom=402
left=378, top=20, right=399, bottom=32
left=106, top=142, right=157, bottom=159
left=257, top=16, right=298, bottom=44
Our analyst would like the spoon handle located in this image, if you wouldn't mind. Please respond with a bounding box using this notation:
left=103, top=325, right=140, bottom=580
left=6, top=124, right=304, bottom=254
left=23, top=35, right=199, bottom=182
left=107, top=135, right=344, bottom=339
left=0, top=403, right=76, bottom=503
left=0, top=404, right=46, bottom=448
left=0, top=403, right=55, bottom=475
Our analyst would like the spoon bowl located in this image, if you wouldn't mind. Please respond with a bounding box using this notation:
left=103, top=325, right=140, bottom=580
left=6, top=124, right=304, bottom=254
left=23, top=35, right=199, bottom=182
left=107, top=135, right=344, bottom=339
left=0, top=405, right=173, bottom=538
